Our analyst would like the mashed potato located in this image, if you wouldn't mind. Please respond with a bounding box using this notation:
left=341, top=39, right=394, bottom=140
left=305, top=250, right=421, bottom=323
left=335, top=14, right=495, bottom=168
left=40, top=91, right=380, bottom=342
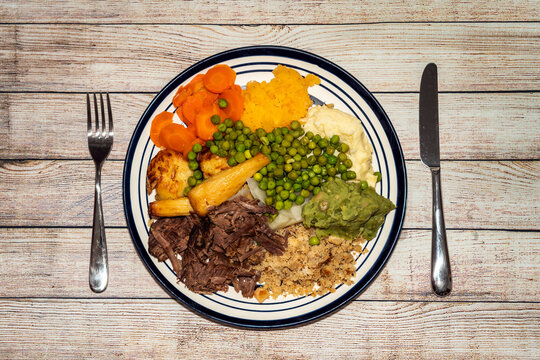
left=302, top=105, right=378, bottom=187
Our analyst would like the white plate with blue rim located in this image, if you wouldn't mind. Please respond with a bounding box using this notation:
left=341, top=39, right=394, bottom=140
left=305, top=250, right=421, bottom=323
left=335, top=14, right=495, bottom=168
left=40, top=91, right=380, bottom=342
left=123, top=45, right=407, bottom=329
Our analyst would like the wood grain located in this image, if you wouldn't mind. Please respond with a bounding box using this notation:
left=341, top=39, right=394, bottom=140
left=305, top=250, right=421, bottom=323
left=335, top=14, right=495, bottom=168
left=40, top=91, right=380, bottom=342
left=1, top=92, right=539, bottom=160
left=1, top=23, right=539, bottom=92
left=0, top=228, right=538, bottom=302
left=0, top=299, right=538, bottom=359
left=1, top=0, right=539, bottom=23
left=1, top=160, right=538, bottom=229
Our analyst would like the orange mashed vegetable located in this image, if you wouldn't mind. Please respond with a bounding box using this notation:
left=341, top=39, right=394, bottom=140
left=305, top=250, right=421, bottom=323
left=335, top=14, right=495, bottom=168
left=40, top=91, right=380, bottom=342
left=241, top=65, right=320, bottom=132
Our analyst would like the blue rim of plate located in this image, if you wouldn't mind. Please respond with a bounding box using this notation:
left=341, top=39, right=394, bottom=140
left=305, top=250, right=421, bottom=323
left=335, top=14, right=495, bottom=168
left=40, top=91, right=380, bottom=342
left=123, top=45, right=407, bottom=329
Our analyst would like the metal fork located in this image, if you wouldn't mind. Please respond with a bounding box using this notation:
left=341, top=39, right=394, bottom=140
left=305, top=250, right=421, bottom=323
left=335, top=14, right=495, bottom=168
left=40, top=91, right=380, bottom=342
left=87, top=93, right=114, bottom=293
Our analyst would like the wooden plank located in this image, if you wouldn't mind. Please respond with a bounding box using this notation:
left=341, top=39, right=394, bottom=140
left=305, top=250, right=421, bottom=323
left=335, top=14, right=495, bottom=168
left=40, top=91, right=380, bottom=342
left=0, top=228, right=538, bottom=301
left=1, top=92, right=539, bottom=160
left=1, top=23, right=539, bottom=92
left=1, top=160, right=538, bottom=229
left=1, top=0, right=539, bottom=23
left=0, top=299, right=538, bottom=359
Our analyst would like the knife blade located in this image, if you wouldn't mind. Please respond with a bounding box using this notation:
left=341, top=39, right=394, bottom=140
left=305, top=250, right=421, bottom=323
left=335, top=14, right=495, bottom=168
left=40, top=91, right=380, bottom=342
left=419, top=63, right=452, bottom=296
left=420, top=63, right=440, bottom=167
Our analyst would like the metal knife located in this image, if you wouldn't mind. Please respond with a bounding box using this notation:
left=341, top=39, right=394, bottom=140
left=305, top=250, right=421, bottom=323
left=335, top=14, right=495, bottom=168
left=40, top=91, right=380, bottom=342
left=419, top=63, right=452, bottom=296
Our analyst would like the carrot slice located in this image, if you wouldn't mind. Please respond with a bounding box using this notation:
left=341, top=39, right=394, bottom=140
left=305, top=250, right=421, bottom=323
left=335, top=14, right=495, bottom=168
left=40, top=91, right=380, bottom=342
left=172, top=74, right=205, bottom=108
left=195, top=103, right=222, bottom=140
left=203, top=64, right=236, bottom=94
left=181, top=89, right=219, bottom=124
left=175, top=107, right=192, bottom=126
left=150, top=111, right=174, bottom=148
left=219, top=84, right=244, bottom=121
left=159, top=123, right=196, bottom=154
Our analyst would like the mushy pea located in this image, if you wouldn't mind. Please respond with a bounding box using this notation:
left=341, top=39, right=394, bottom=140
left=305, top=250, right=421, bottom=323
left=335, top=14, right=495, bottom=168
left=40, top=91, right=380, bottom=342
left=302, top=178, right=395, bottom=241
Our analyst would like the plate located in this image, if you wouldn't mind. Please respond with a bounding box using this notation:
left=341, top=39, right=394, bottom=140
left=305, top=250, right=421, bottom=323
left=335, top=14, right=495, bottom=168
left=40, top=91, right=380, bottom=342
left=123, top=45, right=407, bottom=328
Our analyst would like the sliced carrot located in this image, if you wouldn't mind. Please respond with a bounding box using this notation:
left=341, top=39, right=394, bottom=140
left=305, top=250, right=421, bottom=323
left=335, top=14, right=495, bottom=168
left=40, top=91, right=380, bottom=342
left=150, top=111, right=174, bottom=148
left=172, top=74, right=205, bottom=108
left=219, top=84, right=244, bottom=121
left=185, top=123, right=197, bottom=138
left=181, top=89, right=219, bottom=124
left=203, top=64, right=236, bottom=94
left=195, top=103, right=222, bottom=141
left=159, top=123, right=196, bottom=154
left=175, top=107, right=191, bottom=126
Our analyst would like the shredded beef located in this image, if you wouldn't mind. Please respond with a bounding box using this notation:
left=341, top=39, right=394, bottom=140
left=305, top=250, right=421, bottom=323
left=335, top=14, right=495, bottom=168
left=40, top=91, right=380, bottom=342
left=147, top=196, right=288, bottom=297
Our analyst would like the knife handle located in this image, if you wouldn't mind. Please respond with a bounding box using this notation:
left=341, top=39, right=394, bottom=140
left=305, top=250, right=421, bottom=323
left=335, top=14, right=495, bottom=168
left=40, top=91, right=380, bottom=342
left=430, top=167, right=452, bottom=296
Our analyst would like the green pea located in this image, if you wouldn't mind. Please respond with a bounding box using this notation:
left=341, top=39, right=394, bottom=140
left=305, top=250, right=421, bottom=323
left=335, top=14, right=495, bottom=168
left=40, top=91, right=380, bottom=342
left=318, top=138, right=329, bottom=148
left=326, top=145, right=335, bottom=155
left=276, top=179, right=284, bottom=186
left=267, top=133, right=276, bottom=143
left=280, top=190, right=289, bottom=200
left=300, top=136, right=310, bottom=146
left=265, top=197, right=273, bottom=206
left=261, top=145, right=271, bottom=155
left=260, top=136, right=270, bottom=146
left=288, top=148, right=297, bottom=156
left=183, top=186, right=192, bottom=196
left=211, top=115, right=221, bottom=125
left=313, top=186, right=321, bottom=195
left=191, top=143, right=202, bottom=153
left=339, top=143, right=350, bottom=153
left=293, top=183, right=302, bottom=192
left=295, top=195, right=305, bottom=205
left=227, top=157, right=237, bottom=167
left=283, top=181, right=292, bottom=190
left=209, top=145, right=218, bottom=154
left=244, top=150, right=252, bottom=160
left=321, top=167, right=327, bottom=176
left=275, top=200, right=284, bottom=210
left=272, top=127, right=282, bottom=136
left=270, top=152, right=279, bottom=161
left=310, top=177, right=321, bottom=186
left=284, top=134, right=294, bottom=143
left=266, top=189, right=276, bottom=197
left=330, top=135, right=340, bottom=145
left=188, top=161, right=199, bottom=170
left=259, top=166, right=268, bottom=176
left=287, top=170, right=298, bottom=181
left=292, top=161, right=302, bottom=171
left=292, top=139, right=301, bottom=148
left=281, top=140, right=291, bottom=148
left=338, top=152, right=347, bottom=162
left=289, top=192, right=296, bottom=201
left=308, top=141, right=317, bottom=150
left=229, top=149, right=237, bottom=157
left=307, top=156, right=316, bottom=165
left=218, top=98, right=228, bottom=108
left=277, top=146, right=287, bottom=156
left=306, top=131, right=314, bottom=139
left=217, top=149, right=227, bottom=157
left=347, top=170, right=357, bottom=180
left=276, top=155, right=285, bottom=165
left=254, top=172, right=263, bottom=182
left=300, top=189, right=310, bottom=198
left=188, top=176, right=197, bottom=187
left=224, top=118, right=234, bottom=128
left=300, top=159, right=309, bottom=169
left=313, top=164, right=322, bottom=174
left=338, top=164, right=347, bottom=173
left=193, top=170, right=202, bottom=180
left=284, top=200, right=293, bottom=210
left=213, top=131, right=223, bottom=140
left=242, top=127, right=251, bottom=135
left=267, top=180, right=276, bottom=190
left=361, top=180, right=368, bottom=189
left=313, top=134, right=321, bottom=143
left=317, top=155, right=327, bottom=166
left=237, top=134, right=247, bottom=142
left=275, top=135, right=283, bottom=144
left=290, top=120, right=301, bottom=130
left=281, top=127, right=289, bottom=134
left=274, top=167, right=284, bottom=178
left=327, top=155, right=337, bottom=165
left=328, top=167, right=337, bottom=177
left=309, top=236, right=320, bottom=246
left=297, top=147, right=307, bottom=156
left=229, top=131, right=237, bottom=140
left=267, top=163, right=277, bottom=172
left=344, top=159, right=353, bottom=169
left=256, top=128, right=266, bottom=138
left=236, top=143, right=246, bottom=152
left=206, top=140, right=215, bottom=148
left=374, top=171, right=382, bottom=182
left=308, top=185, right=314, bottom=191
left=313, top=147, right=322, bottom=156
left=234, top=120, right=244, bottom=130
left=187, top=151, right=197, bottom=161
left=284, top=163, right=293, bottom=173
left=196, top=179, right=203, bottom=185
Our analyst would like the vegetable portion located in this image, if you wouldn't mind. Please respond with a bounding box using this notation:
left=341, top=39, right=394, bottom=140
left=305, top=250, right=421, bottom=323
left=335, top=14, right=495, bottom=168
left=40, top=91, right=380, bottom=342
left=188, top=153, right=270, bottom=216
left=149, top=197, right=194, bottom=217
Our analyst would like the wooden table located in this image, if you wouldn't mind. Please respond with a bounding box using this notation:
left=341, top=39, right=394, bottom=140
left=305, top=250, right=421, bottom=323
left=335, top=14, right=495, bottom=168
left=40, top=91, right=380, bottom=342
left=1, top=1, right=539, bottom=358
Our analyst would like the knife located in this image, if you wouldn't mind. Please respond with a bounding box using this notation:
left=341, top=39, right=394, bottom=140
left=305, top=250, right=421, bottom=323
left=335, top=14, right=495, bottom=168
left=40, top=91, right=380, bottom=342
left=419, top=63, right=452, bottom=296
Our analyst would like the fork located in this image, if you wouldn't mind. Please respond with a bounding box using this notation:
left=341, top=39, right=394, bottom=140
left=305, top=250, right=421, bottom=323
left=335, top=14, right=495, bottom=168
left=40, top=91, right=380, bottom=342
left=87, top=93, right=114, bottom=293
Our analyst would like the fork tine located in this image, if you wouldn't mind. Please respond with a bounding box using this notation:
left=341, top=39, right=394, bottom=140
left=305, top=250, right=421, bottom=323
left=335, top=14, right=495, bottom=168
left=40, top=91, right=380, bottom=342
left=87, top=94, right=92, bottom=134
left=93, top=93, right=99, bottom=135
left=100, top=93, right=106, bottom=135
left=106, top=93, right=113, bottom=135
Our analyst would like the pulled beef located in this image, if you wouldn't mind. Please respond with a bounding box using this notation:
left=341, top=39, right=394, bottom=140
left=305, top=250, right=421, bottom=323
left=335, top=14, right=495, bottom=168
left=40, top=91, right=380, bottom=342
left=147, top=196, right=288, bottom=297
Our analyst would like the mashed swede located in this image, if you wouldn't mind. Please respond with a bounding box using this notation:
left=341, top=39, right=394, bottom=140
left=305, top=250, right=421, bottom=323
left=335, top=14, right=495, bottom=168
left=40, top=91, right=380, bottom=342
left=301, top=105, right=378, bottom=187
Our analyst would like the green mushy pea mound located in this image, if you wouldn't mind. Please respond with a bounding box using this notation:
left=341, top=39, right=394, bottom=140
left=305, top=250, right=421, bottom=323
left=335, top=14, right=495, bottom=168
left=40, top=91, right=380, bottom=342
left=302, top=178, right=396, bottom=240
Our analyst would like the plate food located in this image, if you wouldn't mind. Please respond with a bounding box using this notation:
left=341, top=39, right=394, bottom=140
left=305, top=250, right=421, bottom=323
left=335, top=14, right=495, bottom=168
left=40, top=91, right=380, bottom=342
left=123, top=46, right=407, bottom=328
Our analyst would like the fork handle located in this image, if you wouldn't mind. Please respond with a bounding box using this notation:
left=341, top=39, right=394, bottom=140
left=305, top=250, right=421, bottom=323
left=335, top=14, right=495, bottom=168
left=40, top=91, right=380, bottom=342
left=89, top=165, right=109, bottom=292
